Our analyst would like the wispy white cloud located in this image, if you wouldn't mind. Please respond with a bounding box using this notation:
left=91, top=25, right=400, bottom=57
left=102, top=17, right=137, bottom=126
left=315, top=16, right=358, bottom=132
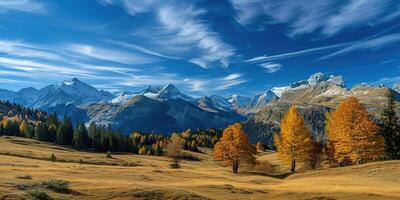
left=322, top=0, right=388, bottom=36
left=117, top=73, right=180, bottom=87
left=321, top=33, right=400, bottom=59
left=99, top=0, right=159, bottom=15
left=0, top=57, right=96, bottom=77
left=0, top=40, right=63, bottom=61
left=246, top=43, right=349, bottom=63
left=105, top=40, right=179, bottom=60
left=157, top=4, right=235, bottom=68
left=228, top=0, right=400, bottom=37
left=0, top=39, right=169, bottom=89
left=62, top=43, right=158, bottom=65
left=100, top=1, right=236, bottom=69
left=0, top=0, right=47, bottom=14
left=259, top=62, right=282, bottom=73
left=184, top=73, right=248, bottom=92
left=246, top=31, right=400, bottom=63
left=0, top=77, right=39, bottom=85
left=372, top=75, right=400, bottom=85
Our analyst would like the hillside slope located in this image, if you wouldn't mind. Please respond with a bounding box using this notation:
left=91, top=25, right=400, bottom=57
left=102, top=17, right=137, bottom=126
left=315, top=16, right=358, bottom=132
left=0, top=136, right=399, bottom=200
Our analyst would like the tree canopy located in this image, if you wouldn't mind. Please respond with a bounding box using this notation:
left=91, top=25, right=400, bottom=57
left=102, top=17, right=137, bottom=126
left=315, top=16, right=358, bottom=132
left=214, top=123, right=256, bottom=173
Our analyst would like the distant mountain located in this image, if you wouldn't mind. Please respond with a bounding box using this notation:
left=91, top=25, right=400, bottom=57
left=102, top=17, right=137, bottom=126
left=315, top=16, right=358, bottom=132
left=0, top=89, right=20, bottom=103
left=0, top=73, right=397, bottom=139
left=393, top=82, right=400, bottom=93
left=33, top=78, right=114, bottom=109
left=197, top=95, right=232, bottom=112
left=86, top=95, right=245, bottom=135
left=111, top=92, right=137, bottom=104
left=244, top=72, right=397, bottom=146
left=226, top=94, right=251, bottom=108
left=0, top=78, right=113, bottom=111
left=141, top=84, right=195, bottom=102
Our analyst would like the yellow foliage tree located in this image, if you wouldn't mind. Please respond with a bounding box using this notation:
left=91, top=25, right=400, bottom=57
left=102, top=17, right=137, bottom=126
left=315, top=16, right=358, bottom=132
left=167, top=133, right=183, bottom=168
left=326, top=97, right=384, bottom=165
left=19, top=120, right=28, bottom=137
left=274, top=105, right=312, bottom=172
left=138, top=146, right=147, bottom=155
left=213, top=123, right=256, bottom=173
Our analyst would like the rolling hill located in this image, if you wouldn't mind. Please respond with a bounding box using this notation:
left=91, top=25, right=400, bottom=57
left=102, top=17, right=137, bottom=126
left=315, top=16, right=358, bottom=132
left=0, top=136, right=399, bottom=200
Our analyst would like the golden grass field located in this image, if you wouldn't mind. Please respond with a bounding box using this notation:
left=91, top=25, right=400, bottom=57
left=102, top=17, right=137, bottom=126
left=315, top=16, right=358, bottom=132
left=0, top=136, right=399, bottom=200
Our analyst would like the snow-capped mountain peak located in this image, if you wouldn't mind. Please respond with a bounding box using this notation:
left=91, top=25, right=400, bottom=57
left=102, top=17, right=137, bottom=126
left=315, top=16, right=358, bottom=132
left=226, top=94, right=251, bottom=108
left=271, top=86, right=289, bottom=97
left=393, top=82, right=400, bottom=93
left=33, top=78, right=114, bottom=108
left=141, top=84, right=194, bottom=102
left=62, top=77, right=80, bottom=86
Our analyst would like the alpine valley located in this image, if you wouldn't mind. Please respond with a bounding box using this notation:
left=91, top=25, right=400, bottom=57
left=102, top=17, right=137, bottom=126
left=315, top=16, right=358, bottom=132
left=1, top=73, right=399, bottom=145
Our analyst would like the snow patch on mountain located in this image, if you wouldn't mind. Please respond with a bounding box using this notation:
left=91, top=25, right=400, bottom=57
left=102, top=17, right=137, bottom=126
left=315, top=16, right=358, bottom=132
left=226, top=94, right=251, bottom=107
left=271, top=87, right=289, bottom=97
left=112, top=92, right=139, bottom=104
left=249, top=90, right=277, bottom=107
left=392, top=82, right=400, bottom=93
left=141, top=84, right=194, bottom=102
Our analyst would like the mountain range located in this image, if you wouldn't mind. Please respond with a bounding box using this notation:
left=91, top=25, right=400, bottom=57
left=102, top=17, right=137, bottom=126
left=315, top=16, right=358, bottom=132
left=0, top=73, right=398, bottom=137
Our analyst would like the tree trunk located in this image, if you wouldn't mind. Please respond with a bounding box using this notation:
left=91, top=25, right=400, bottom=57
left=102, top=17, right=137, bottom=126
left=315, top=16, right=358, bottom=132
left=291, top=159, right=296, bottom=172
left=232, top=161, right=239, bottom=173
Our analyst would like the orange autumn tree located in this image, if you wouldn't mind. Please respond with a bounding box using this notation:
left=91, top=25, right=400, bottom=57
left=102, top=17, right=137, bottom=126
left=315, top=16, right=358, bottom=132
left=274, top=105, right=312, bottom=172
left=326, top=97, right=384, bottom=165
left=213, top=123, right=256, bottom=173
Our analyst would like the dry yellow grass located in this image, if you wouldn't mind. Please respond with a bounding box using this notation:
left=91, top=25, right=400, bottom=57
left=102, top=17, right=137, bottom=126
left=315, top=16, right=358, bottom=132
left=0, top=136, right=399, bottom=200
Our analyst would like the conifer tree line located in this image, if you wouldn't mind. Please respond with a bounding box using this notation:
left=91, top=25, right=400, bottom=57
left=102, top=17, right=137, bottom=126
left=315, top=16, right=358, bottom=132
left=177, top=128, right=222, bottom=152
left=0, top=110, right=168, bottom=155
left=0, top=99, right=225, bottom=156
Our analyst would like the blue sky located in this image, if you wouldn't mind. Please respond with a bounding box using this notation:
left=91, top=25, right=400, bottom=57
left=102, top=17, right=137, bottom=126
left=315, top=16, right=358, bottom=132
left=0, top=0, right=400, bottom=96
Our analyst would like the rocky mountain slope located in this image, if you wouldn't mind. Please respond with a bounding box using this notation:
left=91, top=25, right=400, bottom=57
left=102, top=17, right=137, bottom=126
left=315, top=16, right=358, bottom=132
left=244, top=73, right=398, bottom=146
left=0, top=78, right=113, bottom=109
left=86, top=95, right=244, bottom=134
left=0, top=79, right=245, bottom=135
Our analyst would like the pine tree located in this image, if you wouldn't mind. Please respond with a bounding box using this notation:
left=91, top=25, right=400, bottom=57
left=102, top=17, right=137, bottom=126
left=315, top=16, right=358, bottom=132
left=214, top=123, right=256, bottom=173
left=274, top=105, right=313, bottom=172
left=64, top=115, right=74, bottom=145
left=73, top=123, right=88, bottom=150
left=88, top=121, right=97, bottom=149
left=326, top=97, right=384, bottom=165
left=381, top=90, right=400, bottom=159
left=56, top=115, right=74, bottom=145
left=56, top=123, right=67, bottom=145
left=34, top=122, right=49, bottom=142
left=155, top=142, right=163, bottom=156
left=48, top=124, right=57, bottom=143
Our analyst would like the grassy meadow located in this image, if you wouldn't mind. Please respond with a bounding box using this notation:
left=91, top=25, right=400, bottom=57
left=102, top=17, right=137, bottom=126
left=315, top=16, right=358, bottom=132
left=0, top=136, right=399, bottom=200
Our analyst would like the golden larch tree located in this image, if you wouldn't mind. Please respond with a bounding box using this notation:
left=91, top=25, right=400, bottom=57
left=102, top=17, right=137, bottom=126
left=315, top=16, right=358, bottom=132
left=19, top=120, right=28, bottom=137
left=326, top=97, right=384, bottom=165
left=167, top=133, right=183, bottom=168
left=274, top=105, right=312, bottom=172
left=213, top=123, right=256, bottom=173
